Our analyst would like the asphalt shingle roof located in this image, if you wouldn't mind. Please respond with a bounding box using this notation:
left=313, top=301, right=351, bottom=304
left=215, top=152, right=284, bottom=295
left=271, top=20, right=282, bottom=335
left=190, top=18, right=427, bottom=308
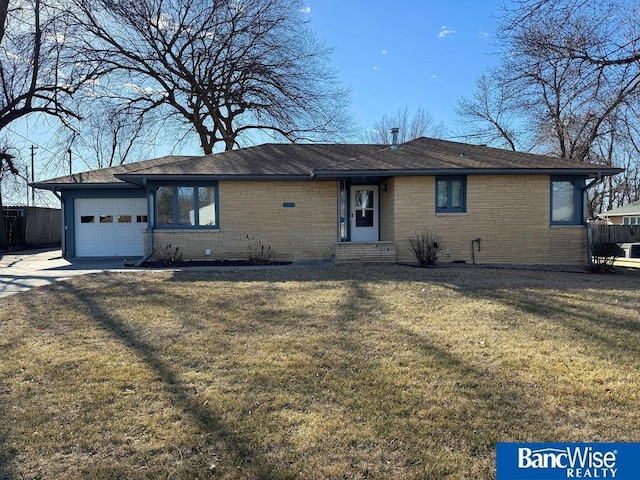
left=33, top=137, right=623, bottom=188
left=317, top=137, right=613, bottom=172
left=600, top=199, right=640, bottom=217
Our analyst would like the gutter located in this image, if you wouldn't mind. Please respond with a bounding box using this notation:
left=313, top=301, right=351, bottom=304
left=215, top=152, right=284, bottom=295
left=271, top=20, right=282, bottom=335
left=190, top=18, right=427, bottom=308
left=30, top=182, right=135, bottom=190
left=115, top=173, right=312, bottom=185
left=312, top=167, right=625, bottom=178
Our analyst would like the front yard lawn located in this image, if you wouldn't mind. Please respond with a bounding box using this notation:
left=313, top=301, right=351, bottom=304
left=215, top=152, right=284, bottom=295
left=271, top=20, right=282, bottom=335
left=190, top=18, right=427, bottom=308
left=1, top=265, right=639, bottom=479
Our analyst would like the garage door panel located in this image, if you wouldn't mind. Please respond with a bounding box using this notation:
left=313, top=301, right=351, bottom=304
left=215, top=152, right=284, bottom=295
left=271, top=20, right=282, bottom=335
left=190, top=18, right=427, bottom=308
left=115, top=198, right=145, bottom=210
left=114, top=229, right=141, bottom=243
left=116, top=242, right=141, bottom=256
left=75, top=197, right=146, bottom=257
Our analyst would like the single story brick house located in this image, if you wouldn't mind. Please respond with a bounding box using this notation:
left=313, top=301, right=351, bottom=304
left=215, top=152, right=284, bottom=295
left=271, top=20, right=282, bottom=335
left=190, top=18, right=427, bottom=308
left=33, top=137, right=622, bottom=265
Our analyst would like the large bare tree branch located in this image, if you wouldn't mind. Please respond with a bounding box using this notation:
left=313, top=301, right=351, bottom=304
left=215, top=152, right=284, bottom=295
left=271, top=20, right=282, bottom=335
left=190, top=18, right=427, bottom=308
left=70, top=0, right=353, bottom=154
left=455, top=0, right=640, bottom=213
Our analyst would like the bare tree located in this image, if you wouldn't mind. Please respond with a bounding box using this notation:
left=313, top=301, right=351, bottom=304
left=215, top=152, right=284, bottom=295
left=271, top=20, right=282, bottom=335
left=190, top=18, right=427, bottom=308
left=455, top=74, right=521, bottom=151
left=455, top=0, right=640, bottom=215
left=504, top=0, right=640, bottom=68
left=70, top=0, right=353, bottom=155
left=0, top=147, right=18, bottom=248
left=0, top=0, right=99, bottom=246
left=366, top=106, right=444, bottom=144
left=0, top=0, right=99, bottom=133
left=61, top=96, right=153, bottom=169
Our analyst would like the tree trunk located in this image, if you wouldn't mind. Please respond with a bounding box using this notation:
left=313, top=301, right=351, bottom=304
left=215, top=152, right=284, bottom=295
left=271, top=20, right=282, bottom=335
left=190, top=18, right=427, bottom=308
left=0, top=184, right=9, bottom=250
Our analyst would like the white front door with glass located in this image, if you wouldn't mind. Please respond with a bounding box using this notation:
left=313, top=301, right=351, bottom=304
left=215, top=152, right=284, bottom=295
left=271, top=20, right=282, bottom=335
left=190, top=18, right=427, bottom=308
left=350, top=185, right=379, bottom=242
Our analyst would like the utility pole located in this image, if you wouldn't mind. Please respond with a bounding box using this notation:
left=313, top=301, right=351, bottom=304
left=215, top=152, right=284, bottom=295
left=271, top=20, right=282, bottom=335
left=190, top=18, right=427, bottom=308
left=68, top=149, right=72, bottom=175
left=30, top=145, right=37, bottom=206
left=25, top=167, right=29, bottom=207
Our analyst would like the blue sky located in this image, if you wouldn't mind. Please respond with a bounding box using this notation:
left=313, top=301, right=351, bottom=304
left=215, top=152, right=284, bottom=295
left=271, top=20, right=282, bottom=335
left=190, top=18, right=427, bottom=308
left=9, top=1, right=507, bottom=205
left=305, top=0, right=504, bottom=137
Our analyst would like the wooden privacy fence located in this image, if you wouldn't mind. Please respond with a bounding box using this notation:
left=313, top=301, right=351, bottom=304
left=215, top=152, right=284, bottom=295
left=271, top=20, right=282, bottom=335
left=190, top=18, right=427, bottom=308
left=3, top=207, right=61, bottom=247
left=591, top=224, right=640, bottom=244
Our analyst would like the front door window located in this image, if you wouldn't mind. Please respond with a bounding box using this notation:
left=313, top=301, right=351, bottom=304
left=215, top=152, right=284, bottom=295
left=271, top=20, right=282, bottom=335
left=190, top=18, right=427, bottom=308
left=350, top=185, right=379, bottom=242
left=355, top=190, right=374, bottom=227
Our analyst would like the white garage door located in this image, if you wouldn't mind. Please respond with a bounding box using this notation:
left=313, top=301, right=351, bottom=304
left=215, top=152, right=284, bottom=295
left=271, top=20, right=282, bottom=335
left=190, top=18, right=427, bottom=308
left=75, top=197, right=147, bottom=257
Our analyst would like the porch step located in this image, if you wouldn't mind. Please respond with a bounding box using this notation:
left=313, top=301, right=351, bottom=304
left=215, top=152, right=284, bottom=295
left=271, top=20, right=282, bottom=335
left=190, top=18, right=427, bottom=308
left=334, top=241, right=396, bottom=264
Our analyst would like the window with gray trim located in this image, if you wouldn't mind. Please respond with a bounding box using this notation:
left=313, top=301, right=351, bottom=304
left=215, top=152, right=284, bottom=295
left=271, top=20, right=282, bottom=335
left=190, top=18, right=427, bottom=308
left=156, top=185, right=218, bottom=227
left=436, top=176, right=466, bottom=213
left=550, top=178, right=584, bottom=225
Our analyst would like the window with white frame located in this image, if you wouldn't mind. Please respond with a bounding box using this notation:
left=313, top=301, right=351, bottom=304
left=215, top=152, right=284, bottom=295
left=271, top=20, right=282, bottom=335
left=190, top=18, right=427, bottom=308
left=623, top=216, right=640, bottom=225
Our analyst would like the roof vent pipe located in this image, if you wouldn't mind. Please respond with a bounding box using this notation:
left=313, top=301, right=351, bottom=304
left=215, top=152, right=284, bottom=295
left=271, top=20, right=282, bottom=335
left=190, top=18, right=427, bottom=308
left=391, top=127, right=399, bottom=150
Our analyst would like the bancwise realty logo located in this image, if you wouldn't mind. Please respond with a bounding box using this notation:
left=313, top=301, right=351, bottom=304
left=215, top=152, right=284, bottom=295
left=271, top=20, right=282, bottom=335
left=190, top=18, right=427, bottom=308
left=496, top=443, right=640, bottom=479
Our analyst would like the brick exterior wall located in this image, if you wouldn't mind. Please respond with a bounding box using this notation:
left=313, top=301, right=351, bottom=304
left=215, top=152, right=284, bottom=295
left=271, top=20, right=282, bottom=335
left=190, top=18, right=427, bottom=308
left=147, top=180, right=337, bottom=261
left=379, top=178, right=395, bottom=242
left=394, top=175, right=588, bottom=265
left=145, top=175, right=588, bottom=265
left=335, top=242, right=396, bottom=264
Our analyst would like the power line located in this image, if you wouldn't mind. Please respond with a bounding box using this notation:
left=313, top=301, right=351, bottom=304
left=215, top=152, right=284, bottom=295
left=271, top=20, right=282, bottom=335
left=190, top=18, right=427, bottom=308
left=5, top=125, right=91, bottom=174
left=5, top=126, right=59, bottom=157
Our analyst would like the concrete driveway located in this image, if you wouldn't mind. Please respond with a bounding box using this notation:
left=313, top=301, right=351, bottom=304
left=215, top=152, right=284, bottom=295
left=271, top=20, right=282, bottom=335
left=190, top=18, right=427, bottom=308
left=0, top=249, right=141, bottom=298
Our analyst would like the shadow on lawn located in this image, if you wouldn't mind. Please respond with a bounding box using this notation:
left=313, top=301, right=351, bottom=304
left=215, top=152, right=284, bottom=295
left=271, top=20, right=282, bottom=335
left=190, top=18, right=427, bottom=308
left=168, top=264, right=640, bottom=362
left=6, top=265, right=638, bottom=478
left=0, top=406, right=19, bottom=480
left=438, top=274, right=640, bottom=364
left=52, top=280, right=298, bottom=480
left=330, top=282, right=546, bottom=468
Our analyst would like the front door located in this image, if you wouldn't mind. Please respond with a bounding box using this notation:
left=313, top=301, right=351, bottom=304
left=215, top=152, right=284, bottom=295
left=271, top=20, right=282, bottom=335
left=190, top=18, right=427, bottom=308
left=350, top=185, right=379, bottom=242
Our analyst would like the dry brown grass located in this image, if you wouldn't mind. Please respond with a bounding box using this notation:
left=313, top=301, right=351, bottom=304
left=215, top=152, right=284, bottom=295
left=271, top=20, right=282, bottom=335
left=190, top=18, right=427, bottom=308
left=1, top=265, right=640, bottom=479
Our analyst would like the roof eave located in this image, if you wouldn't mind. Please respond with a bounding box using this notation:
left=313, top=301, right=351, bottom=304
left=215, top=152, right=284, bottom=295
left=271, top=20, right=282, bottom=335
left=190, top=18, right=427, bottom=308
left=115, top=173, right=313, bottom=183
left=30, top=181, right=137, bottom=191
left=313, top=167, right=624, bottom=178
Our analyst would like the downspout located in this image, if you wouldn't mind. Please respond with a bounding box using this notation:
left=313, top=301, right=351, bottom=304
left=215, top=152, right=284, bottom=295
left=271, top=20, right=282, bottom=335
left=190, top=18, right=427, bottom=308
left=583, top=173, right=604, bottom=266
left=51, top=189, right=65, bottom=257
left=50, top=189, right=62, bottom=202
left=135, top=178, right=154, bottom=267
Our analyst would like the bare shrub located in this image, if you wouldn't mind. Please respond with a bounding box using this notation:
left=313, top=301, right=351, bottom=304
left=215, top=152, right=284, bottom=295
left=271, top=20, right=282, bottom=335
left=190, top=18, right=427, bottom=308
left=245, top=235, right=274, bottom=265
left=590, top=226, right=625, bottom=273
left=153, top=242, right=183, bottom=264
left=408, top=231, right=442, bottom=267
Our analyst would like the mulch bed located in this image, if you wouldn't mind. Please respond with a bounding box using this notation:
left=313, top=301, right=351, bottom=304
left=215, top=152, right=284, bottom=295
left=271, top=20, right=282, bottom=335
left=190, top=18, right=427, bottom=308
left=140, top=259, right=292, bottom=268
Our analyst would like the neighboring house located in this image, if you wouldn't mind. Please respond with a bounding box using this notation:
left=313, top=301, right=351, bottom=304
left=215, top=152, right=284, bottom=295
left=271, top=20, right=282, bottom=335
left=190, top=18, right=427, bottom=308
left=598, top=200, right=640, bottom=225
left=32, top=137, right=623, bottom=265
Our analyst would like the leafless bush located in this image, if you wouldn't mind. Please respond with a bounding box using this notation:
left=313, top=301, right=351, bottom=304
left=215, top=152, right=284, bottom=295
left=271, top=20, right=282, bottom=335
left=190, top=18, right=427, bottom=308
left=408, top=231, right=442, bottom=267
left=245, top=235, right=274, bottom=265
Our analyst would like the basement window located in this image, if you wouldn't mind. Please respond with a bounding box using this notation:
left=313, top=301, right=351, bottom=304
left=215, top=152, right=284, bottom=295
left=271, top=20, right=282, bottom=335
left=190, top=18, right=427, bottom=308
left=156, top=184, right=218, bottom=228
